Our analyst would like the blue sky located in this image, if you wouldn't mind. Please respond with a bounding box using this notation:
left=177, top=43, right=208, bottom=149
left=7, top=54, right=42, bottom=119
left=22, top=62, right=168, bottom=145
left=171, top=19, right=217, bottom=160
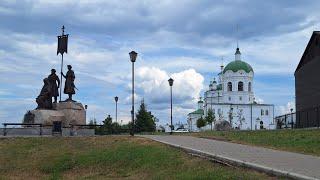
left=0, top=0, right=319, bottom=126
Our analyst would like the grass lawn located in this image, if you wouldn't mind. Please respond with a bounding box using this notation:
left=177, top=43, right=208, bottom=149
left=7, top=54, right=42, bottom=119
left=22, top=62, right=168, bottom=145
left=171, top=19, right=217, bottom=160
left=191, top=129, right=320, bottom=156
left=0, top=136, right=279, bottom=180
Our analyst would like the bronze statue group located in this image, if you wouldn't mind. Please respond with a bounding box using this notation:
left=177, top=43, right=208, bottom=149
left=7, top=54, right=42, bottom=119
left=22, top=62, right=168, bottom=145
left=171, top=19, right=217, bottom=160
left=36, top=65, right=76, bottom=109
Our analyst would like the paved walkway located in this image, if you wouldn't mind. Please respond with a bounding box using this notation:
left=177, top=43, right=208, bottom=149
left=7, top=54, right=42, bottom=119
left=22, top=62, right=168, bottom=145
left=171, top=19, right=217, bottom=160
left=142, top=135, right=320, bottom=180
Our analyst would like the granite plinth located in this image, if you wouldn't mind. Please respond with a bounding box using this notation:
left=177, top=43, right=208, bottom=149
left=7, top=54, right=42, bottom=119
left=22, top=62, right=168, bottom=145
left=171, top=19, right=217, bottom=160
left=30, top=109, right=65, bottom=125
left=55, top=101, right=86, bottom=126
left=25, top=101, right=86, bottom=126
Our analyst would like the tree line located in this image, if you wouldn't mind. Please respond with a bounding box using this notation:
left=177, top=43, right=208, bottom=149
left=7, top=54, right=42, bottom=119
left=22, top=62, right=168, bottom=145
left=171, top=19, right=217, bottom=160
left=89, top=101, right=157, bottom=134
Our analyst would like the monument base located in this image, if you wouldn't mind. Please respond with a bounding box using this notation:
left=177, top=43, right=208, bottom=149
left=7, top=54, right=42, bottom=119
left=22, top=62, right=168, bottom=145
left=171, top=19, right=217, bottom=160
left=55, top=101, right=86, bottom=126
left=30, top=109, right=65, bottom=125
left=24, top=101, right=86, bottom=126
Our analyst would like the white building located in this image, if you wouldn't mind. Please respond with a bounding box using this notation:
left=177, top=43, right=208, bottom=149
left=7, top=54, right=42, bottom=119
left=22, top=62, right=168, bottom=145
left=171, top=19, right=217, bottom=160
left=188, top=46, right=275, bottom=131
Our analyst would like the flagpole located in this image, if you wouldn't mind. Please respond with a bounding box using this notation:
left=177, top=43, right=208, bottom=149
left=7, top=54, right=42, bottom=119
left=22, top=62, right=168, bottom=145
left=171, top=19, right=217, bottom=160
left=60, top=53, right=63, bottom=102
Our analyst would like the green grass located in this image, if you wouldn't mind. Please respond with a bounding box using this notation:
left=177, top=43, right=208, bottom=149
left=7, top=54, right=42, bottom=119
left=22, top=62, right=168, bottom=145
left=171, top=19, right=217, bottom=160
left=0, top=136, right=279, bottom=179
left=191, top=129, right=320, bottom=156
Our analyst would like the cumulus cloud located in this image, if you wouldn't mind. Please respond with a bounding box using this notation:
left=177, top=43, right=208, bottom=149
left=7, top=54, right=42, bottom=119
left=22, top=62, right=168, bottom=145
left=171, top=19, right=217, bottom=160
left=135, top=67, right=204, bottom=105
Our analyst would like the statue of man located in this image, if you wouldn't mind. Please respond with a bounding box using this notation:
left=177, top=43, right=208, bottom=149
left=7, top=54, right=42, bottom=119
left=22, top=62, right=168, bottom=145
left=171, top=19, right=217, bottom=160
left=48, top=69, right=60, bottom=103
left=61, top=65, right=76, bottom=101
left=36, top=78, right=53, bottom=109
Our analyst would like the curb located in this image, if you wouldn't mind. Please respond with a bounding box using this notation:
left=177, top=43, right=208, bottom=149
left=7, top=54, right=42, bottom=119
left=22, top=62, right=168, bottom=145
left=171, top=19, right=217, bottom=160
left=149, top=137, right=318, bottom=180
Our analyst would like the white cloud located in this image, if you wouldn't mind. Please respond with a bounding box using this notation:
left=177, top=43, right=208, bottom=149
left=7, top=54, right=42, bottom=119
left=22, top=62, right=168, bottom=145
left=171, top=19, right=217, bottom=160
left=135, top=67, right=204, bottom=105
left=277, top=101, right=296, bottom=115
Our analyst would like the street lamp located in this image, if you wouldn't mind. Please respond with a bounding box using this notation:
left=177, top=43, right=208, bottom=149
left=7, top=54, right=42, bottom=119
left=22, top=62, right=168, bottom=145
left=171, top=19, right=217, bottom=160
left=84, top=105, right=88, bottom=123
left=129, top=51, right=137, bottom=136
left=168, top=78, right=174, bottom=135
left=290, top=108, right=294, bottom=129
left=114, top=96, right=118, bottom=123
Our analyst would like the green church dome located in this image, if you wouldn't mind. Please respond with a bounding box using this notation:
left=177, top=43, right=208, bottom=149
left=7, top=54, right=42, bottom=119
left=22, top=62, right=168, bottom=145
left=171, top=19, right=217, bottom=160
left=223, top=60, right=253, bottom=74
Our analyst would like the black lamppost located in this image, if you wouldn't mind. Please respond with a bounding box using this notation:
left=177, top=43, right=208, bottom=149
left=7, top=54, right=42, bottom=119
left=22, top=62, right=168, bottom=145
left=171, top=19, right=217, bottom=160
left=114, top=96, right=118, bottom=123
left=290, top=108, right=294, bottom=129
left=168, top=78, right=174, bottom=135
left=84, top=104, right=88, bottom=123
left=129, top=51, right=138, bottom=136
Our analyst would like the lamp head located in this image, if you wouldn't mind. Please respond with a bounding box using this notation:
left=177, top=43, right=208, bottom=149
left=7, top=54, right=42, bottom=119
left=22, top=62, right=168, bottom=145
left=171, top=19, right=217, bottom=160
left=129, top=51, right=138, bottom=62
left=168, top=78, right=174, bottom=86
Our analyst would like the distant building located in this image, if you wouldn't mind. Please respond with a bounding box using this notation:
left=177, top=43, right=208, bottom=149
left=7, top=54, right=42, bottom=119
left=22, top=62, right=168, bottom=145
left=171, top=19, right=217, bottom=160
left=295, top=31, right=320, bottom=128
left=188, top=46, right=275, bottom=131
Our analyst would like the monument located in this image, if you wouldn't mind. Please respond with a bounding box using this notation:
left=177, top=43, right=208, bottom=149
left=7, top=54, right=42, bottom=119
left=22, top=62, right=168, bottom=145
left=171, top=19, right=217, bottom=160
left=23, top=26, right=86, bottom=127
left=24, top=67, right=86, bottom=126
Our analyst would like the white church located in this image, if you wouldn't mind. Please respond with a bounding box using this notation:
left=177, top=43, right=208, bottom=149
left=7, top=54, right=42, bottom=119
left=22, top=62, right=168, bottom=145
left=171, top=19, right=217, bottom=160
left=188, top=46, right=275, bottom=131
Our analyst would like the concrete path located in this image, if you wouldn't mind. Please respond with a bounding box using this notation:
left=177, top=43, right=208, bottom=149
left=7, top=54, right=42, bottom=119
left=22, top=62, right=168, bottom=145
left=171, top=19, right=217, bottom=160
left=142, top=135, right=320, bottom=180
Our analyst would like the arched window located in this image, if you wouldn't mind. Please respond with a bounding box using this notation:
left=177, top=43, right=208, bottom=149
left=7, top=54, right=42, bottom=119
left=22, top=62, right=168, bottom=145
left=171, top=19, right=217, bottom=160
left=227, top=82, right=232, bottom=91
left=238, top=81, right=243, bottom=91
left=248, top=82, right=252, bottom=92
left=266, top=110, right=269, bottom=116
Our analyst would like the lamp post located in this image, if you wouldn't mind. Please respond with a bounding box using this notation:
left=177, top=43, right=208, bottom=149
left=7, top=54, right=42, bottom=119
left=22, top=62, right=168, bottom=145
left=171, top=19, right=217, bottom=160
left=168, top=78, right=174, bottom=135
left=129, top=51, right=137, bottom=136
left=290, top=108, right=293, bottom=129
left=114, top=96, right=118, bottom=123
left=84, top=104, right=88, bottom=123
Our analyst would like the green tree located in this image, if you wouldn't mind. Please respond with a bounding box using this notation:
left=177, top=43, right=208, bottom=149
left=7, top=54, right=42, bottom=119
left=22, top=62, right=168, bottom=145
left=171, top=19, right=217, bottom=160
left=205, top=109, right=216, bottom=130
left=135, top=101, right=156, bottom=132
left=98, top=115, right=113, bottom=134
left=196, top=116, right=206, bottom=129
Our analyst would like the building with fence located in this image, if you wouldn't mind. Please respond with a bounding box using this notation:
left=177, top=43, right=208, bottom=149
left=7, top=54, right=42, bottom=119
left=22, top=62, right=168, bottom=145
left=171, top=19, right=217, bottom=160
left=295, top=31, right=320, bottom=128
left=274, top=112, right=296, bottom=129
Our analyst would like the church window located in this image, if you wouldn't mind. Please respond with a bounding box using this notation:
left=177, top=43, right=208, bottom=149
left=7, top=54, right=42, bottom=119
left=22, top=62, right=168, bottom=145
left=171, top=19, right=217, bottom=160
left=261, top=109, right=264, bottom=116
left=238, top=81, right=243, bottom=91
left=266, top=110, right=269, bottom=116
left=248, top=82, right=252, bottom=92
left=228, top=82, right=232, bottom=91
left=229, top=97, right=231, bottom=101
left=239, top=96, right=242, bottom=101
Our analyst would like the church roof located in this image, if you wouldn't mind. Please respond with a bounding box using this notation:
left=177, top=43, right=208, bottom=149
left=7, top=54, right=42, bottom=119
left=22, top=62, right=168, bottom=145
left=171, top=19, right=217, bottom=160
left=217, top=84, right=222, bottom=90
left=223, top=60, right=253, bottom=74
left=188, top=109, right=204, bottom=115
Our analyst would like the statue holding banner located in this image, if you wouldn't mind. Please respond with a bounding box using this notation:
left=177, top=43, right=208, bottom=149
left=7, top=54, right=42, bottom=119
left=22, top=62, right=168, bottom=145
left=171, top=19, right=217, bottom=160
left=61, top=65, right=76, bottom=101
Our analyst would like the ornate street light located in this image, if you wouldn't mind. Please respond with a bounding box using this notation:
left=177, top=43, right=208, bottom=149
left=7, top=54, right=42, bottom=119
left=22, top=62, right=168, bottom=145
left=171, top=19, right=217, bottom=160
left=114, top=96, right=119, bottom=123
left=168, top=78, right=174, bottom=135
left=129, top=51, right=137, bottom=136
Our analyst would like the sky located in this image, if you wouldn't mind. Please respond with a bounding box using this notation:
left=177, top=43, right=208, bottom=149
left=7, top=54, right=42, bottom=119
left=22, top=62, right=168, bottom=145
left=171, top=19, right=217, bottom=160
left=0, top=0, right=319, bottom=126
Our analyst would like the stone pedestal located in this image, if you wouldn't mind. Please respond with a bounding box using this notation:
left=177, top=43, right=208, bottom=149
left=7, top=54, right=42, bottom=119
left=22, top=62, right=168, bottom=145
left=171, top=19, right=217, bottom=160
left=30, top=109, right=65, bottom=125
left=25, top=101, right=86, bottom=126
left=55, top=101, right=86, bottom=126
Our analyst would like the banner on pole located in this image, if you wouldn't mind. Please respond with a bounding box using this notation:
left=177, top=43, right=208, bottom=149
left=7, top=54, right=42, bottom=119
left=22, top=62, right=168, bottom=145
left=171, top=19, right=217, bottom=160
left=57, top=34, right=68, bottom=55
